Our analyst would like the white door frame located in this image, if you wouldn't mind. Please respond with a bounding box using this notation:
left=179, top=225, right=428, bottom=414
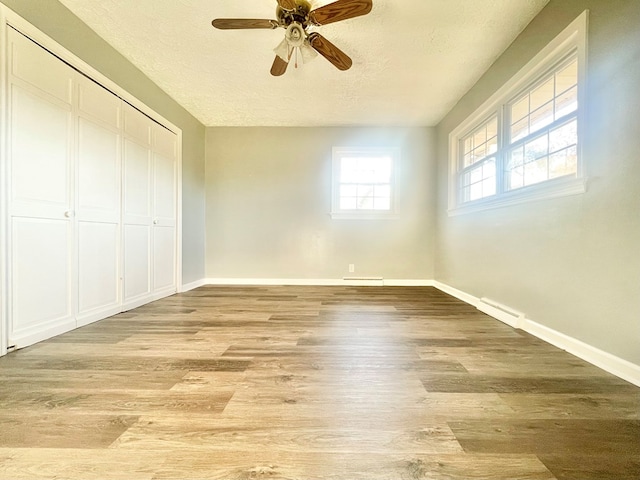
left=0, top=7, right=8, bottom=356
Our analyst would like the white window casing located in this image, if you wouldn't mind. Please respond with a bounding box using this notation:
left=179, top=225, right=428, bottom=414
left=448, top=10, right=589, bottom=216
left=331, top=146, right=400, bottom=220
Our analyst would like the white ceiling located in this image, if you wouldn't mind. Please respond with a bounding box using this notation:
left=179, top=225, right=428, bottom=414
left=57, top=0, right=550, bottom=127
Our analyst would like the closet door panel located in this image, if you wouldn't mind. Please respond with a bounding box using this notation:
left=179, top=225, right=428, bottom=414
left=153, top=226, right=175, bottom=291
left=10, top=86, right=71, bottom=213
left=123, top=225, right=151, bottom=301
left=123, top=107, right=153, bottom=305
left=77, top=117, right=120, bottom=222
left=153, top=151, right=176, bottom=223
left=10, top=218, right=73, bottom=341
left=124, top=139, right=151, bottom=220
left=78, top=221, right=118, bottom=315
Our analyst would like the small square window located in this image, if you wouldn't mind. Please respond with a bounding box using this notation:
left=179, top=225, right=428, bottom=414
left=331, top=147, right=399, bottom=219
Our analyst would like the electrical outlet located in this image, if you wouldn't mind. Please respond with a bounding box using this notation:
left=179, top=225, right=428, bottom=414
left=348, top=264, right=355, bottom=273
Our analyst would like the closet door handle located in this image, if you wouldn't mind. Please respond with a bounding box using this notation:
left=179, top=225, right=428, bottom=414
left=153, top=219, right=159, bottom=225
left=64, top=210, right=75, bottom=218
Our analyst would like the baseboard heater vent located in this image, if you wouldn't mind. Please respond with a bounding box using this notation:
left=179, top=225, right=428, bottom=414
left=342, top=277, right=384, bottom=286
left=477, top=297, right=525, bottom=329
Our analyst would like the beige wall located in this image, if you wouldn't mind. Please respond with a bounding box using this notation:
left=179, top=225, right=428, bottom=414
left=435, top=0, right=640, bottom=365
left=0, top=0, right=207, bottom=285
left=206, top=127, right=436, bottom=280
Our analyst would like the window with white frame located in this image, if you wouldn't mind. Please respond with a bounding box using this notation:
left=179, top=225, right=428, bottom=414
left=331, top=147, right=399, bottom=219
left=449, top=11, right=587, bottom=215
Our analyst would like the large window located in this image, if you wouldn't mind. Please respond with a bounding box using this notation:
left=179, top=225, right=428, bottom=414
left=331, top=147, right=399, bottom=219
left=449, top=12, right=587, bottom=215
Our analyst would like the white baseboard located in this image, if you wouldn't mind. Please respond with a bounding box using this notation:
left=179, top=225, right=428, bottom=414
left=181, top=278, right=207, bottom=292
left=433, top=281, right=640, bottom=388
left=204, top=278, right=434, bottom=287
left=432, top=281, right=479, bottom=306
left=523, top=318, right=640, bottom=388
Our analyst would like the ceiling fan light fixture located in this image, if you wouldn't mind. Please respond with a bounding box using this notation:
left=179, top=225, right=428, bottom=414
left=285, top=22, right=305, bottom=48
left=274, top=38, right=290, bottom=62
left=300, top=41, right=318, bottom=64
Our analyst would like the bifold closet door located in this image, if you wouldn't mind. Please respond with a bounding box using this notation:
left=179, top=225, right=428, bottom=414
left=122, top=106, right=178, bottom=306
left=152, top=125, right=177, bottom=295
left=7, top=29, right=75, bottom=346
left=122, top=104, right=153, bottom=308
left=75, top=76, right=122, bottom=327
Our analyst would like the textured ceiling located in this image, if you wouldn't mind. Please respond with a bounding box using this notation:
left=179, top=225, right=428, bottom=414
left=57, top=0, right=550, bottom=127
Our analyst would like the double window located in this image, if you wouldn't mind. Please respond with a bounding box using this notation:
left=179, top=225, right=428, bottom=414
left=450, top=12, right=587, bottom=215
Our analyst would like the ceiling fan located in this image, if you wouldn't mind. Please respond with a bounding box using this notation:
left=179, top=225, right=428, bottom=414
left=211, top=0, right=373, bottom=76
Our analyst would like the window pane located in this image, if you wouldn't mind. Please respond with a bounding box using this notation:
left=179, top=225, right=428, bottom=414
left=555, top=85, right=578, bottom=118
left=473, top=129, right=487, bottom=148
left=482, top=176, right=496, bottom=197
left=511, top=96, right=529, bottom=123
left=530, top=101, right=554, bottom=134
left=549, top=145, right=578, bottom=179
left=530, top=77, right=554, bottom=111
left=460, top=158, right=495, bottom=202
left=524, top=156, right=549, bottom=186
left=487, top=135, right=498, bottom=156
left=524, top=135, right=549, bottom=163
left=487, top=117, right=498, bottom=138
left=549, top=119, right=577, bottom=153
left=556, top=60, right=578, bottom=94
left=340, top=185, right=357, bottom=197
left=340, top=158, right=360, bottom=182
left=340, top=197, right=357, bottom=210
left=508, top=165, right=524, bottom=190
left=462, top=116, right=498, bottom=168
left=483, top=160, right=496, bottom=180
left=473, top=142, right=487, bottom=161
left=356, top=184, right=374, bottom=198
left=463, top=153, right=473, bottom=168
left=470, top=182, right=483, bottom=201
left=470, top=165, right=482, bottom=183
left=373, top=197, right=391, bottom=210
left=511, top=117, right=529, bottom=142
left=358, top=196, right=374, bottom=209
left=374, top=185, right=390, bottom=198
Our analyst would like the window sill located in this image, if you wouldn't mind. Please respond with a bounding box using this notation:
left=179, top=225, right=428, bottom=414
left=330, top=212, right=399, bottom=220
left=448, top=176, right=587, bottom=217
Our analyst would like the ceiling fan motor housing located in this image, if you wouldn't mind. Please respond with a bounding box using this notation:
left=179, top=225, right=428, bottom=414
left=277, top=0, right=312, bottom=27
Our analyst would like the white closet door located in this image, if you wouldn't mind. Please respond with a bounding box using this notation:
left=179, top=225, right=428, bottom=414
left=8, top=29, right=75, bottom=346
left=152, top=124, right=177, bottom=295
left=75, top=76, right=122, bottom=326
left=122, top=104, right=153, bottom=308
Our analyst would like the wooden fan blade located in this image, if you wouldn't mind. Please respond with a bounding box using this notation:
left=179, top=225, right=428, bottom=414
left=271, top=55, right=289, bottom=76
left=308, top=33, right=352, bottom=71
left=309, top=0, right=372, bottom=26
left=276, top=0, right=297, bottom=10
left=212, top=18, right=278, bottom=30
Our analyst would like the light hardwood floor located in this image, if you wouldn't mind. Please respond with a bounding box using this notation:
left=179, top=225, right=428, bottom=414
left=0, top=286, right=638, bottom=479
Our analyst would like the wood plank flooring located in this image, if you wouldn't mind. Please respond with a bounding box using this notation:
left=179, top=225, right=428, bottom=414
left=0, top=285, right=638, bottom=479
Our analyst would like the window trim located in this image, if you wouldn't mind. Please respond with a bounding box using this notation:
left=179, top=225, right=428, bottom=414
left=448, top=10, right=588, bottom=216
left=330, top=146, right=400, bottom=220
